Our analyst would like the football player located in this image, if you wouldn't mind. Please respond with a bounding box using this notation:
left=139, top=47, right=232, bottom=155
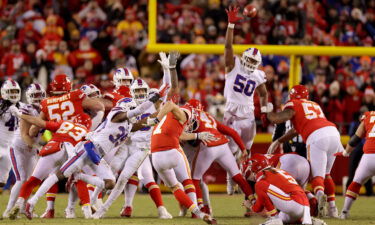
left=9, top=111, right=93, bottom=220
left=186, top=99, right=254, bottom=213
left=3, top=83, right=46, bottom=218
left=22, top=87, right=168, bottom=220
left=266, top=85, right=343, bottom=218
left=337, top=111, right=375, bottom=219
left=80, top=84, right=102, bottom=98
left=224, top=6, right=271, bottom=194
left=0, top=80, right=21, bottom=187
left=37, top=74, right=105, bottom=217
left=245, top=154, right=326, bottom=225
left=147, top=100, right=218, bottom=224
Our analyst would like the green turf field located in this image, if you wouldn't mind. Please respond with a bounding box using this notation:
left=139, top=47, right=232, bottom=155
left=0, top=193, right=374, bottom=224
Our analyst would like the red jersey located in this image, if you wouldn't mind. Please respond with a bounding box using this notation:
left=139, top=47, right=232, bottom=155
left=41, top=89, right=86, bottom=122
left=39, top=121, right=88, bottom=156
left=252, top=168, right=309, bottom=214
left=283, top=99, right=335, bottom=142
left=151, top=112, right=185, bottom=152
left=195, top=111, right=228, bottom=147
left=362, top=111, right=375, bottom=154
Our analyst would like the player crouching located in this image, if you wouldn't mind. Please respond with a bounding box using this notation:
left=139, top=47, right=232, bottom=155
left=244, top=154, right=326, bottom=225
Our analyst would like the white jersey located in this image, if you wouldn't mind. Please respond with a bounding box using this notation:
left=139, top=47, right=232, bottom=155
left=0, top=100, right=20, bottom=147
left=90, top=107, right=132, bottom=156
left=12, top=103, right=40, bottom=149
left=224, top=56, right=266, bottom=119
left=129, top=105, right=156, bottom=147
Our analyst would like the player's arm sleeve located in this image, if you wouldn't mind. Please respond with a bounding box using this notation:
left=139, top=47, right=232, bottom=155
left=216, top=120, right=246, bottom=151
left=252, top=180, right=277, bottom=216
left=267, top=102, right=295, bottom=124
left=126, top=100, right=154, bottom=119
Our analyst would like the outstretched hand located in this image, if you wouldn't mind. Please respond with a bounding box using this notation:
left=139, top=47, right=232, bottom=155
left=226, top=5, right=243, bottom=24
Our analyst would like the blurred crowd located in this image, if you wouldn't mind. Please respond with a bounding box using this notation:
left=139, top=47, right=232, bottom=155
left=0, top=0, right=374, bottom=133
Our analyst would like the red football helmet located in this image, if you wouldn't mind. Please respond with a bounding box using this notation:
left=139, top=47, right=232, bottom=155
left=289, top=85, right=309, bottom=100
left=186, top=98, right=203, bottom=111
left=73, top=113, right=92, bottom=130
left=248, top=154, right=270, bottom=174
left=115, top=86, right=132, bottom=98
left=49, top=74, right=72, bottom=95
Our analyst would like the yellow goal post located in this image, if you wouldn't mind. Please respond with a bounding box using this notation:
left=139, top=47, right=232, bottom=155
left=146, top=0, right=373, bottom=144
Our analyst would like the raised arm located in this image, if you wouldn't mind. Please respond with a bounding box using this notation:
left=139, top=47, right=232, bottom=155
left=155, top=101, right=187, bottom=124
left=225, top=6, right=242, bottom=72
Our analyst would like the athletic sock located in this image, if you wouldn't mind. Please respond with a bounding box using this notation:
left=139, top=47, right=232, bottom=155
left=146, top=182, right=163, bottom=207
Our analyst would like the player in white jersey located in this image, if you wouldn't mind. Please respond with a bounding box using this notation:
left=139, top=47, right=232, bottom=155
left=109, top=78, right=171, bottom=219
left=0, top=79, right=22, bottom=187
left=21, top=87, right=168, bottom=218
left=223, top=6, right=270, bottom=193
left=3, top=83, right=46, bottom=218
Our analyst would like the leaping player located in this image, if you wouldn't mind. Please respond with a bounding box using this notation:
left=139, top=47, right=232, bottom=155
left=224, top=6, right=270, bottom=194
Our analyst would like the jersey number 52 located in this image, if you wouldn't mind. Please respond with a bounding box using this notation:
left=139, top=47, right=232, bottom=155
left=233, top=74, right=256, bottom=97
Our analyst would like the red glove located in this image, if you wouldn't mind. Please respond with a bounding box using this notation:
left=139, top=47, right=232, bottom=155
left=261, top=113, right=269, bottom=128
left=334, top=151, right=349, bottom=157
left=226, top=6, right=243, bottom=24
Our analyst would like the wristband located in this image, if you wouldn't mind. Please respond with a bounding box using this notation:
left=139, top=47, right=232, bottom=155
left=169, top=65, right=176, bottom=69
left=228, top=23, right=235, bottom=29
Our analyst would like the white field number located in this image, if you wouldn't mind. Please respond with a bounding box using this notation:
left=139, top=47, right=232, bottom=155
left=47, top=101, right=75, bottom=121
left=153, top=116, right=167, bottom=135
left=57, top=122, right=87, bottom=141
left=302, top=101, right=324, bottom=120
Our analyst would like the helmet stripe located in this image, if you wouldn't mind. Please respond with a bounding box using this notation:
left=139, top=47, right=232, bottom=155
left=124, top=68, right=129, bottom=76
left=34, top=83, right=41, bottom=90
left=137, top=79, right=142, bottom=86
left=11, top=79, right=16, bottom=87
left=252, top=48, right=258, bottom=56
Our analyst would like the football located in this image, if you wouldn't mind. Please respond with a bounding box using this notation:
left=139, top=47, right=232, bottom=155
left=243, top=4, right=257, bottom=18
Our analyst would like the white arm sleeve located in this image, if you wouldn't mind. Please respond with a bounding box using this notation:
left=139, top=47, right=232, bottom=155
left=126, top=100, right=153, bottom=119
left=161, top=68, right=171, bottom=102
left=91, top=111, right=104, bottom=131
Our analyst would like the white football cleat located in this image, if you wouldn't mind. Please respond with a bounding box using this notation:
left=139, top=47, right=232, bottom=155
left=327, top=206, right=339, bottom=218
left=260, top=217, right=283, bottom=225
left=157, top=206, right=172, bottom=219
left=82, top=205, right=92, bottom=219
left=317, top=194, right=327, bottom=217
left=339, top=210, right=350, bottom=219
left=311, top=217, right=327, bottom=225
left=65, top=207, right=76, bottom=219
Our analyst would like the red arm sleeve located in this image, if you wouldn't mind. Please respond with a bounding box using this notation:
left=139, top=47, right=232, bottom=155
left=216, top=120, right=246, bottom=151
left=45, top=121, right=62, bottom=132
left=252, top=180, right=277, bottom=216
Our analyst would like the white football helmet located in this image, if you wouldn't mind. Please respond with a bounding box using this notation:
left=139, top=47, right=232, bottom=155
left=26, top=83, right=46, bottom=105
left=241, top=47, right=262, bottom=73
left=113, top=68, right=134, bottom=88
left=1, top=80, right=21, bottom=104
left=131, top=79, right=150, bottom=105
left=80, top=84, right=101, bottom=98
left=115, top=97, right=137, bottom=112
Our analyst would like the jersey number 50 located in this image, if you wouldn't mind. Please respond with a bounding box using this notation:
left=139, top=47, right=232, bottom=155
left=233, top=74, right=256, bottom=97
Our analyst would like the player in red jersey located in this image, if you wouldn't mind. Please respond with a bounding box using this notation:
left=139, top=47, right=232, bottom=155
left=37, top=74, right=104, bottom=217
left=185, top=99, right=253, bottom=213
left=337, top=111, right=375, bottom=219
left=148, top=100, right=217, bottom=224
left=245, top=154, right=327, bottom=225
left=266, top=85, right=343, bottom=218
left=9, top=109, right=92, bottom=220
